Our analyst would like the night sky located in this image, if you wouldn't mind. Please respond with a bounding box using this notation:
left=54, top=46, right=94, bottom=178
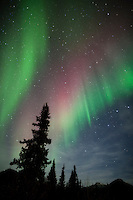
left=0, top=0, right=133, bottom=185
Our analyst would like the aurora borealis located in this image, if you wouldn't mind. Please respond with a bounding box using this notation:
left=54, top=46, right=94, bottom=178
left=0, top=0, right=47, bottom=129
left=0, top=0, right=133, bottom=184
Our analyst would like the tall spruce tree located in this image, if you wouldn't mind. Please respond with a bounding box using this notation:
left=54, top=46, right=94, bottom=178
left=10, top=103, right=51, bottom=182
left=47, top=159, right=57, bottom=188
left=58, top=165, right=65, bottom=189
left=68, top=165, right=79, bottom=189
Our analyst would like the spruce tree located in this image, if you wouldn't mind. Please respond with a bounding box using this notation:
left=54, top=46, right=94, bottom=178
left=68, top=165, right=79, bottom=189
left=10, top=103, right=51, bottom=183
left=47, top=159, right=57, bottom=189
left=58, top=165, right=65, bottom=189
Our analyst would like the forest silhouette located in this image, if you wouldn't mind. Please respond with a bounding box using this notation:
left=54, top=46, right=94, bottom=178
left=0, top=104, right=133, bottom=200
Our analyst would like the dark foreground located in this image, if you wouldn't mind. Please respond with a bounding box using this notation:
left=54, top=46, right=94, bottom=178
left=0, top=169, right=133, bottom=200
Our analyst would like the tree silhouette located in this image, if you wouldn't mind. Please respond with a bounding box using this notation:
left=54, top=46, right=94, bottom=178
left=58, top=165, right=65, bottom=189
left=68, top=165, right=79, bottom=189
left=10, top=103, right=51, bottom=183
left=47, top=159, right=57, bottom=189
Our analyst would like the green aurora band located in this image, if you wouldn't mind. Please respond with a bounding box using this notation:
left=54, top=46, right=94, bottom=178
left=0, top=0, right=133, bottom=161
left=57, top=53, right=133, bottom=146
left=0, top=0, right=47, bottom=133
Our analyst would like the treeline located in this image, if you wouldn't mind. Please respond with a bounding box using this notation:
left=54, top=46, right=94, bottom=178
left=0, top=167, right=82, bottom=200
left=47, top=160, right=81, bottom=190
left=0, top=169, right=133, bottom=200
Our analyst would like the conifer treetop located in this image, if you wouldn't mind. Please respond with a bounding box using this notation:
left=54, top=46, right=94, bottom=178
left=10, top=103, right=51, bottom=183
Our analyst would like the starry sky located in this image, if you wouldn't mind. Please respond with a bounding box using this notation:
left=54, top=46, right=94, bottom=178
left=0, top=0, right=133, bottom=185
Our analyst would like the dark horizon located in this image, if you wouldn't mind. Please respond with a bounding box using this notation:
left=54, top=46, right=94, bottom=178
left=1, top=168, right=133, bottom=200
